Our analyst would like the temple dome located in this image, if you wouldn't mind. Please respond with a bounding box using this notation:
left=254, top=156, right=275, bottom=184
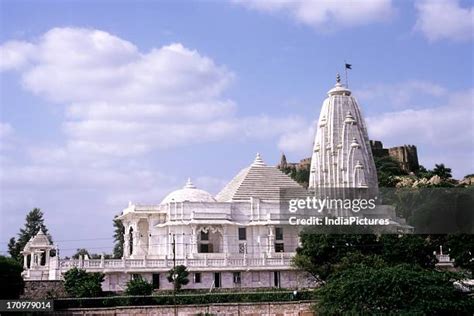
left=161, top=178, right=216, bottom=204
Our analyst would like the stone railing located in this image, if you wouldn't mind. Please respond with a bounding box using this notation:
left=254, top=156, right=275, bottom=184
left=58, top=252, right=296, bottom=273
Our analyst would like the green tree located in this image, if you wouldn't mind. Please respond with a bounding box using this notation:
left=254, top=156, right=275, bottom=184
left=0, top=256, right=25, bottom=299
left=63, top=267, right=104, bottom=298
left=8, top=208, right=52, bottom=263
left=447, top=234, right=474, bottom=274
left=125, top=277, right=153, bottom=295
left=72, top=248, right=91, bottom=259
left=378, top=234, right=438, bottom=268
left=315, top=264, right=473, bottom=315
left=167, top=265, right=189, bottom=291
left=432, top=163, right=452, bottom=180
left=293, top=232, right=380, bottom=281
left=374, top=155, right=406, bottom=187
left=113, top=215, right=125, bottom=259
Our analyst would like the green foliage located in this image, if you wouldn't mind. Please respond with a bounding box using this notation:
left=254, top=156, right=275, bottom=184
left=0, top=256, right=25, bottom=299
left=280, top=166, right=310, bottom=188
left=113, top=215, right=125, bottom=259
left=167, top=265, right=189, bottom=291
left=385, top=187, right=474, bottom=233
left=415, top=165, right=434, bottom=179
left=432, top=163, right=452, bottom=180
left=125, top=277, right=153, bottom=296
left=293, top=233, right=380, bottom=281
left=374, top=155, right=406, bottom=187
left=378, top=235, right=438, bottom=268
left=315, top=264, right=473, bottom=315
left=72, top=248, right=91, bottom=259
left=8, top=208, right=52, bottom=263
left=53, top=290, right=313, bottom=309
left=63, top=267, right=104, bottom=298
left=447, top=234, right=474, bottom=274
left=293, top=233, right=439, bottom=281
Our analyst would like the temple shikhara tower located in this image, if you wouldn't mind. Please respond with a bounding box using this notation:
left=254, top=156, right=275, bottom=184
left=309, top=74, right=378, bottom=191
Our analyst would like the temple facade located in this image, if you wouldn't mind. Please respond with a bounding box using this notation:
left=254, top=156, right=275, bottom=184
left=22, top=75, right=408, bottom=291
left=22, top=154, right=316, bottom=291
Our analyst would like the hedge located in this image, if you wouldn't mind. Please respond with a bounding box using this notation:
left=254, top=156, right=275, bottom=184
left=54, top=290, right=313, bottom=309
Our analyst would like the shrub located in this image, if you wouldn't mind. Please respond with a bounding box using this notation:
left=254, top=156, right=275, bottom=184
left=167, top=265, right=189, bottom=291
left=315, top=264, right=474, bottom=315
left=125, top=277, right=153, bottom=296
left=63, top=267, right=104, bottom=298
left=0, top=256, right=24, bottom=299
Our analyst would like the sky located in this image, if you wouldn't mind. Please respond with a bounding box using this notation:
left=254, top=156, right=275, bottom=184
left=0, top=0, right=473, bottom=256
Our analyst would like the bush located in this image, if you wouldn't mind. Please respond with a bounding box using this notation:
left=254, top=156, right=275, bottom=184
left=166, top=265, right=189, bottom=291
left=125, top=277, right=153, bottom=296
left=63, top=267, right=104, bottom=298
left=53, top=290, right=313, bottom=309
left=315, top=264, right=474, bottom=315
left=0, top=256, right=24, bottom=299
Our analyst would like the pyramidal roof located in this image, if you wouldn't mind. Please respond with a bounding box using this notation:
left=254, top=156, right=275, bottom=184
left=215, top=153, right=305, bottom=202
left=23, top=229, right=53, bottom=252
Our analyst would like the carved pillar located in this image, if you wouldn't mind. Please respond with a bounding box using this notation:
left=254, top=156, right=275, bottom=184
left=45, top=249, right=50, bottom=266
left=268, top=225, right=275, bottom=256
left=222, top=226, right=229, bottom=254
left=191, top=225, right=198, bottom=255
left=124, top=234, right=130, bottom=259
left=23, top=255, right=28, bottom=269
left=133, top=231, right=139, bottom=257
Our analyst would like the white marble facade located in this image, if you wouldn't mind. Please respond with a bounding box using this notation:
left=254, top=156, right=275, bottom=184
left=22, top=154, right=315, bottom=291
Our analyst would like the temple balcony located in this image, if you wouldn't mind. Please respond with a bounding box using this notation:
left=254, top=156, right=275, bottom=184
left=57, top=252, right=296, bottom=273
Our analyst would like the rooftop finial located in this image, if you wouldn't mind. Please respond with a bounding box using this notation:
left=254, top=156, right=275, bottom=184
left=252, top=153, right=266, bottom=166
left=336, top=73, right=341, bottom=84
left=184, top=178, right=196, bottom=189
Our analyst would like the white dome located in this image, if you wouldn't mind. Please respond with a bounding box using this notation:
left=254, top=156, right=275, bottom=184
left=161, top=178, right=216, bottom=204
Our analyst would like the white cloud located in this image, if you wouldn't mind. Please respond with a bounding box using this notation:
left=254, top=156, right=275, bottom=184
left=367, top=89, right=474, bottom=177
left=0, top=122, right=13, bottom=139
left=355, top=80, right=448, bottom=109
left=233, top=0, right=394, bottom=30
left=1, top=27, right=300, bottom=157
left=277, top=121, right=315, bottom=157
left=0, top=41, right=35, bottom=70
left=415, top=0, right=474, bottom=42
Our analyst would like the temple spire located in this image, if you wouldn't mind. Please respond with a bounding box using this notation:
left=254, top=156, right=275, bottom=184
left=252, top=153, right=266, bottom=166
left=184, top=178, right=196, bottom=189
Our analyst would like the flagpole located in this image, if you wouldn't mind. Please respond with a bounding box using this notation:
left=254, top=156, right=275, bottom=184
left=344, top=60, right=349, bottom=88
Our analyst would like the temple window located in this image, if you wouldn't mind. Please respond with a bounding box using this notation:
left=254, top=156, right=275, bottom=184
left=194, top=273, right=201, bottom=283
left=238, top=228, right=247, bottom=240
left=275, top=227, right=284, bottom=240
left=129, top=227, right=134, bottom=256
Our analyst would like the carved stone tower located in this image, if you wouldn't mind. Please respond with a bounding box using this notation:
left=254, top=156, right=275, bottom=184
left=309, top=74, right=378, bottom=190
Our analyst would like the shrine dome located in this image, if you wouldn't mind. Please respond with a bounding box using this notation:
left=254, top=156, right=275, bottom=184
left=161, top=178, right=216, bottom=204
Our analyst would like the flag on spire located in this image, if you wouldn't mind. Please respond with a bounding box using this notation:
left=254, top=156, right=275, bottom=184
left=345, top=63, right=352, bottom=69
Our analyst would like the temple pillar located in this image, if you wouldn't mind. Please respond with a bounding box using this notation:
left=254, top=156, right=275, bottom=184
left=23, top=254, right=28, bottom=269
left=268, top=225, right=275, bottom=256
left=45, top=249, right=50, bottom=266
left=133, top=231, right=139, bottom=257
left=223, top=226, right=229, bottom=254
left=124, top=234, right=130, bottom=258
left=191, top=225, right=197, bottom=255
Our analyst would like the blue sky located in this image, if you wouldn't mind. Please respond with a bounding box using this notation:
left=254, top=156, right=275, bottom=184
left=0, top=0, right=473, bottom=255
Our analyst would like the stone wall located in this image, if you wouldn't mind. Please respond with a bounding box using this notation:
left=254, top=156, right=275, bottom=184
left=48, top=301, right=315, bottom=316
left=370, top=140, right=420, bottom=173
left=388, top=145, right=419, bottom=173
left=23, top=280, right=67, bottom=299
